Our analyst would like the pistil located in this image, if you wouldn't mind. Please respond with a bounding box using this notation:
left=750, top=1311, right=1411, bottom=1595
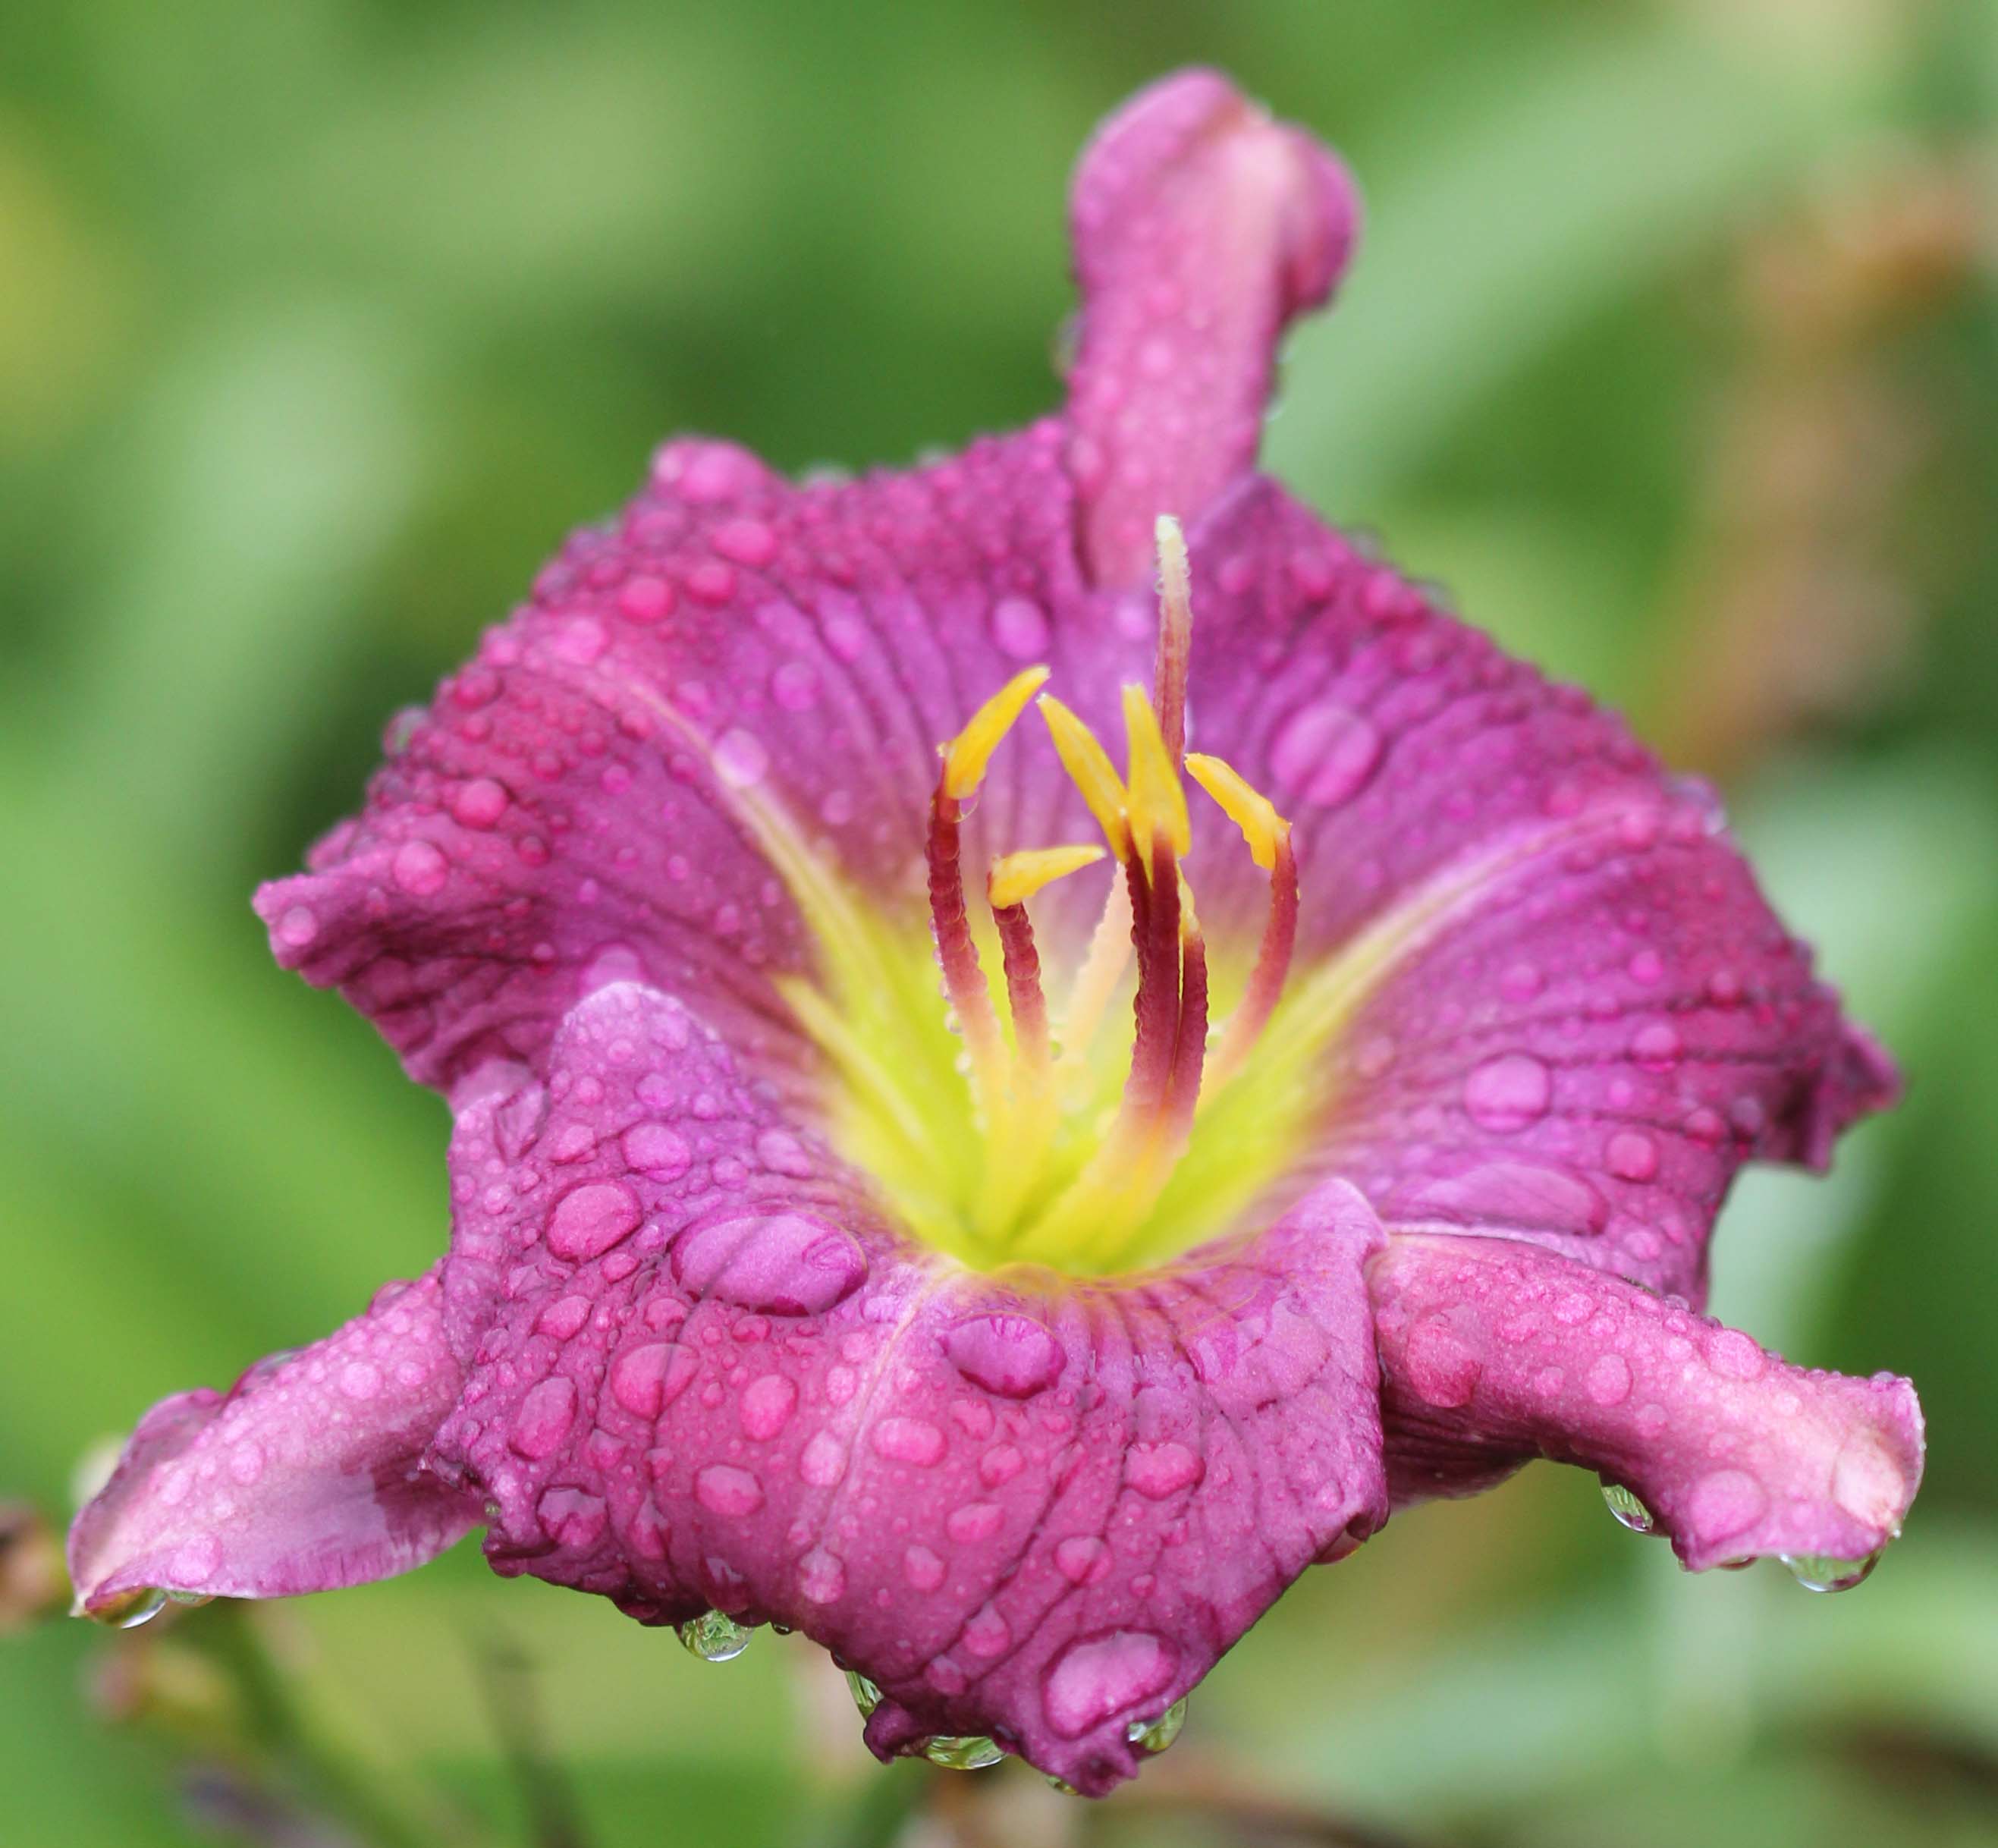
left=987, top=846, right=1105, bottom=1072
left=1151, top=514, right=1194, bottom=762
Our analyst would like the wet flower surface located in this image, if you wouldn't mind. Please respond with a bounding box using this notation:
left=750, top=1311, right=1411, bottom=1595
left=70, top=70, right=1923, bottom=1796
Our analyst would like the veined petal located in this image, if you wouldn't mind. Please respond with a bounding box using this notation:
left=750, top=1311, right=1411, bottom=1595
left=253, top=426, right=1134, bottom=1101
left=431, top=982, right=1388, bottom=1794
left=1369, top=1237, right=1923, bottom=1570
left=1162, top=479, right=1896, bottom=1301
left=69, top=1268, right=476, bottom=1614
left=1066, top=70, right=1359, bottom=586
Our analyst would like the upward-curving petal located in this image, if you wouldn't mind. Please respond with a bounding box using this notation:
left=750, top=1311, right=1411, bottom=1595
left=429, top=981, right=1388, bottom=1794
left=1064, top=68, right=1359, bottom=587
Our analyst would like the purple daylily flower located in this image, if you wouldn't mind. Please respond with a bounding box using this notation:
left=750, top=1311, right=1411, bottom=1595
left=71, top=71, right=1922, bottom=1795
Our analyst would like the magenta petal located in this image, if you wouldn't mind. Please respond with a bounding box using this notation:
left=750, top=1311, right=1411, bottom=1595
left=252, top=422, right=1141, bottom=1099
left=1369, top=1235, right=1923, bottom=1570
left=68, top=1268, right=477, bottom=1614
left=1066, top=69, right=1359, bottom=586
left=431, top=982, right=1388, bottom=1793
left=1170, top=479, right=1896, bottom=1298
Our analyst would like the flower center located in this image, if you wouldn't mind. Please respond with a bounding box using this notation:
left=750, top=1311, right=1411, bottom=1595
left=784, top=519, right=1333, bottom=1276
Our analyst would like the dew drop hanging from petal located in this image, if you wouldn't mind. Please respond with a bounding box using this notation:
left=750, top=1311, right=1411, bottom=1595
left=677, top=1609, right=754, bottom=1661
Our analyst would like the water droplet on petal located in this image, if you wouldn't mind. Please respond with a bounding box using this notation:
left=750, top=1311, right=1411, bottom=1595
left=798, top=1431, right=847, bottom=1488
left=674, top=1213, right=865, bottom=1315
left=713, top=728, right=770, bottom=789
left=1632, top=1021, right=1681, bottom=1066
left=1270, top=702, right=1383, bottom=807
left=609, top=1341, right=696, bottom=1419
left=740, top=1374, right=798, bottom=1441
left=1462, top=1053, right=1551, bottom=1132
left=1126, top=1696, right=1187, bottom=1755
left=677, top=1610, right=753, bottom=1661
left=1396, top=1159, right=1610, bottom=1239
left=686, top=561, right=737, bottom=605
left=1054, top=1535, right=1111, bottom=1586
left=452, top=778, right=510, bottom=830
left=712, top=517, right=777, bottom=567
left=1605, top=1129, right=1660, bottom=1183
left=944, top=1313, right=1063, bottom=1398
left=1043, top=1631, right=1178, bottom=1740
left=622, top=1122, right=692, bottom=1178
left=797, top=1547, right=847, bottom=1604
left=391, top=839, right=449, bottom=896
left=1403, top=1315, right=1482, bottom=1409
left=1585, top=1353, right=1633, bottom=1407
left=1687, top=1468, right=1767, bottom=1542
left=1707, top=1328, right=1767, bottom=1381
left=923, top=1734, right=1005, bottom=1771
left=961, top=1605, right=1010, bottom=1658
left=902, top=1544, right=945, bottom=1590
left=1127, top=1441, right=1203, bottom=1499
left=1780, top=1548, right=1883, bottom=1593
left=695, top=1463, right=765, bottom=1516
left=990, top=596, right=1051, bottom=659
left=546, top=1182, right=642, bottom=1262
left=869, top=1416, right=947, bottom=1466
left=770, top=662, right=820, bottom=712
left=1601, top=1481, right=1657, bottom=1534
left=508, top=1375, right=578, bottom=1459
left=846, top=1670, right=882, bottom=1718
left=108, top=1588, right=170, bottom=1630
left=617, top=575, right=674, bottom=624
left=945, top=1503, right=1003, bottom=1545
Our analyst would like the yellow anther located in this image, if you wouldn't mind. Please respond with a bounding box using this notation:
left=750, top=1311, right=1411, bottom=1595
left=941, top=665, right=1051, bottom=799
left=1038, top=695, right=1130, bottom=856
left=1121, top=684, right=1191, bottom=859
left=1186, top=753, right=1290, bottom=872
left=988, top=844, right=1105, bottom=911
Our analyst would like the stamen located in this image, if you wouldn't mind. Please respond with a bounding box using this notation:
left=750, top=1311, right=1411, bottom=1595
left=943, top=666, right=1050, bottom=798
left=925, top=786, right=1003, bottom=1088
left=929, top=665, right=1049, bottom=1120
left=979, top=844, right=1104, bottom=1240
left=1184, top=753, right=1286, bottom=871
left=1038, top=695, right=1130, bottom=856
left=1186, top=752, right=1299, bottom=1091
left=986, top=847, right=1104, bottom=1064
left=1120, top=684, right=1191, bottom=864
left=1152, top=514, right=1193, bottom=762
left=987, top=844, right=1106, bottom=911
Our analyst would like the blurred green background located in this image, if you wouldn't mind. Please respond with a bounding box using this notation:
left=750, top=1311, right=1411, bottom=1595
left=3, top=2, right=1996, bottom=1844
